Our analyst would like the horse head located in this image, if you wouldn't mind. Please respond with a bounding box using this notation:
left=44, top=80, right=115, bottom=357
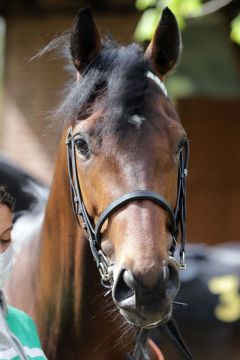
left=63, top=7, right=188, bottom=330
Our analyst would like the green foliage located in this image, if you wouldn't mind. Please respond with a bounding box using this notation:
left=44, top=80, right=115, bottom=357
left=134, top=0, right=202, bottom=41
left=134, top=8, right=162, bottom=41
left=135, top=0, right=158, bottom=11
left=230, top=13, right=240, bottom=44
left=134, top=0, right=239, bottom=46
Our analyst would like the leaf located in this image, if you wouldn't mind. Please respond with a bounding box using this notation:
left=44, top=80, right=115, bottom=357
left=134, top=8, right=162, bottom=41
left=179, top=0, right=201, bottom=16
left=135, top=0, right=158, bottom=11
left=230, top=13, right=240, bottom=45
left=134, top=0, right=200, bottom=41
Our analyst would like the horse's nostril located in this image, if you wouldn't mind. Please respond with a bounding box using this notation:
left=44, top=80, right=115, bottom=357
left=113, top=269, right=135, bottom=303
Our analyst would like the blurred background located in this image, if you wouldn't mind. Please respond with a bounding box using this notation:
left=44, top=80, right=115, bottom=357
left=0, top=0, right=239, bottom=358
left=0, top=0, right=239, bottom=245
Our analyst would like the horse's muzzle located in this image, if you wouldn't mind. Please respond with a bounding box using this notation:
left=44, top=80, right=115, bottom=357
left=112, top=261, right=180, bottom=327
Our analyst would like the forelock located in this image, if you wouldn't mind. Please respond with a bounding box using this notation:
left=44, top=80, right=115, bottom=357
left=52, top=39, right=153, bottom=133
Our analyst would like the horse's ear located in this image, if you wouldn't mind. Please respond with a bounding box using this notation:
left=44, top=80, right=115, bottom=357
left=70, top=6, right=101, bottom=73
left=145, top=7, right=181, bottom=77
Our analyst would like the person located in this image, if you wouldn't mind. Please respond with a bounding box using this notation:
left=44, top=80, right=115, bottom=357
left=0, top=186, right=47, bottom=360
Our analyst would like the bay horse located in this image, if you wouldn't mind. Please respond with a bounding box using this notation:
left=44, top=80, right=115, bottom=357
left=6, top=6, right=190, bottom=360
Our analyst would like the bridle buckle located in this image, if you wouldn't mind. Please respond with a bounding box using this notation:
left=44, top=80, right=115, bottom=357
left=98, top=250, right=113, bottom=285
left=179, top=250, right=187, bottom=270
left=169, top=251, right=187, bottom=271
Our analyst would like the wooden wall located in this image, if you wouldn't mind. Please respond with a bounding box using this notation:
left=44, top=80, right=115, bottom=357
left=0, top=12, right=139, bottom=183
left=178, top=97, right=240, bottom=245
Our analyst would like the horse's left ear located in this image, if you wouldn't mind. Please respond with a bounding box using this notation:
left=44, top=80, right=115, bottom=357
left=70, top=6, right=101, bottom=73
left=145, top=7, right=181, bottom=77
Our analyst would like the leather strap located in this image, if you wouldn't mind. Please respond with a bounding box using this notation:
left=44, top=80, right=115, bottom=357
left=95, top=190, right=176, bottom=246
left=160, top=317, right=195, bottom=360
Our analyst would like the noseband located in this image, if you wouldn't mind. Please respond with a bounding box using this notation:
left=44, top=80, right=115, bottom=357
left=65, top=127, right=189, bottom=288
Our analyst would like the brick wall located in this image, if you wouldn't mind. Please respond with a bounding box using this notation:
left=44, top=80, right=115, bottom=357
left=1, top=12, right=139, bottom=184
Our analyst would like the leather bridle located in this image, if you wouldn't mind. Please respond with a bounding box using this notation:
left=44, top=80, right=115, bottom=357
left=65, top=127, right=189, bottom=287
left=65, top=66, right=193, bottom=359
left=65, top=127, right=192, bottom=360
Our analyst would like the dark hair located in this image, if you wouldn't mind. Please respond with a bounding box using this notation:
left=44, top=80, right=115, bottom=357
left=0, top=186, right=15, bottom=211
left=37, top=35, right=155, bottom=136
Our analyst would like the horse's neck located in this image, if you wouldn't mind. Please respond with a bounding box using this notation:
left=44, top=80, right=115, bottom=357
left=35, top=136, right=131, bottom=359
left=53, top=243, right=133, bottom=360
left=32, top=135, right=83, bottom=354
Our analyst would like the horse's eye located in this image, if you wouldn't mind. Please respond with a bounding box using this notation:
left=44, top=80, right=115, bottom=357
left=75, top=137, right=90, bottom=157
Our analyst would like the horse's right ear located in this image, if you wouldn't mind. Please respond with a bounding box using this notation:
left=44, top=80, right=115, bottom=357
left=70, top=6, right=101, bottom=73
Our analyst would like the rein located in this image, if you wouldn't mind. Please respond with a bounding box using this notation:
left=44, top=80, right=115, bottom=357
left=126, top=319, right=194, bottom=360
left=125, top=329, right=150, bottom=360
